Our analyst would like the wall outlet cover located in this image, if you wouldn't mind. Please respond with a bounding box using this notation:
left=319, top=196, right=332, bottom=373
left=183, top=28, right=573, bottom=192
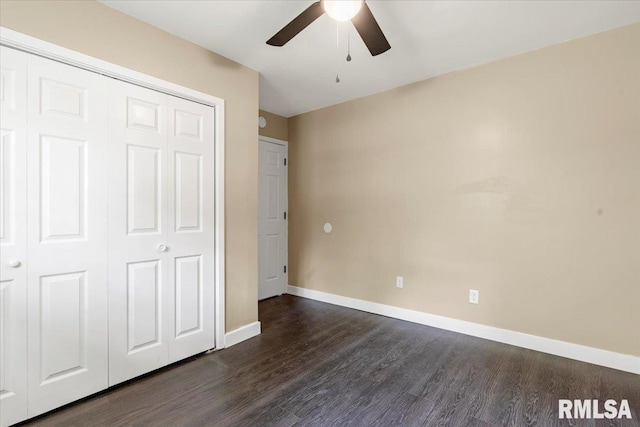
left=469, top=289, right=479, bottom=304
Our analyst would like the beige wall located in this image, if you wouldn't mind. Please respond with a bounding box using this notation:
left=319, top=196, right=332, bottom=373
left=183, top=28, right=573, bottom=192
left=259, top=109, right=288, bottom=141
left=289, top=23, right=640, bottom=356
left=0, top=0, right=259, bottom=332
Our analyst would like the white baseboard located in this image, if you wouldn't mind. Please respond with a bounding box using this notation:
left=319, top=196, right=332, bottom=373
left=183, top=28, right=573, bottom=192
left=287, top=285, right=640, bottom=375
left=224, top=321, right=261, bottom=348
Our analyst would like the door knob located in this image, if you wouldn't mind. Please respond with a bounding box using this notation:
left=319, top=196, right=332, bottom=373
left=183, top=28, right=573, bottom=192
left=158, top=244, right=168, bottom=253
left=8, top=259, right=21, bottom=268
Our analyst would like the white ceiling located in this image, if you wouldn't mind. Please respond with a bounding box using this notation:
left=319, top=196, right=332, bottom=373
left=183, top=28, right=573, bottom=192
left=101, top=1, right=640, bottom=117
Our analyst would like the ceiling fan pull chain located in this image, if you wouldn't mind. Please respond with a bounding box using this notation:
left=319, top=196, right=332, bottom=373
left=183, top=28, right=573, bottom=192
left=347, top=27, right=352, bottom=62
left=336, top=22, right=341, bottom=83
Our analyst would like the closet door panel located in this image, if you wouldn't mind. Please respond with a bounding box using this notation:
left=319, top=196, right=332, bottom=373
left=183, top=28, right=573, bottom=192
left=108, top=80, right=170, bottom=386
left=0, top=46, right=28, bottom=427
left=26, top=55, right=108, bottom=417
left=167, top=97, right=215, bottom=362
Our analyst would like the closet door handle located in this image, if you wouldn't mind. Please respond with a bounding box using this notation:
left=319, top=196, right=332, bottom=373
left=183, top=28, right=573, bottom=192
left=158, top=244, right=168, bottom=253
left=8, top=259, right=22, bottom=268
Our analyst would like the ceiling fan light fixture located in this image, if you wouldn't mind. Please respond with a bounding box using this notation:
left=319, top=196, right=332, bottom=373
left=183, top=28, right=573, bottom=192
left=323, top=0, right=363, bottom=22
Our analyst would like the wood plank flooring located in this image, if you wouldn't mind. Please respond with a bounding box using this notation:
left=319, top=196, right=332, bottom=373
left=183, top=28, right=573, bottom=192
left=22, top=295, right=640, bottom=426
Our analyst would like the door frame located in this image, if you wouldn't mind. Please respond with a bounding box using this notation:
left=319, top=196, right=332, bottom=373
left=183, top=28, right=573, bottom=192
left=0, top=27, right=227, bottom=349
left=258, top=136, right=288, bottom=298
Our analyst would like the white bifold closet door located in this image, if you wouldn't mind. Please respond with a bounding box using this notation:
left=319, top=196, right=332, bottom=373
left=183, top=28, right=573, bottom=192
left=26, top=55, right=109, bottom=416
left=0, top=46, right=28, bottom=427
left=0, top=46, right=216, bottom=424
left=107, top=80, right=215, bottom=386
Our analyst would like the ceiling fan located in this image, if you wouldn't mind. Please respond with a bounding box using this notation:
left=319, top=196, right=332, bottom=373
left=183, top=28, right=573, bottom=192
left=266, top=0, right=391, bottom=56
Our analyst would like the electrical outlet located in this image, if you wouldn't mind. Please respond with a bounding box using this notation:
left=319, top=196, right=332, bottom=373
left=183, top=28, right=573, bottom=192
left=469, top=289, right=479, bottom=304
left=396, top=276, right=403, bottom=288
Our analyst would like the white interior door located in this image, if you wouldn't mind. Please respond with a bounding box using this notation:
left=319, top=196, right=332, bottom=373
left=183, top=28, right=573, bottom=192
left=0, top=43, right=220, bottom=424
left=107, top=80, right=170, bottom=386
left=258, top=140, right=287, bottom=300
left=108, top=81, right=216, bottom=383
left=0, top=46, right=28, bottom=427
left=167, top=96, right=215, bottom=362
left=26, top=55, right=109, bottom=417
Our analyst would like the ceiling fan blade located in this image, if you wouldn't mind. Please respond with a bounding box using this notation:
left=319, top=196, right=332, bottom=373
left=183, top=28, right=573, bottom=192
left=351, top=2, right=391, bottom=56
left=267, top=1, right=324, bottom=46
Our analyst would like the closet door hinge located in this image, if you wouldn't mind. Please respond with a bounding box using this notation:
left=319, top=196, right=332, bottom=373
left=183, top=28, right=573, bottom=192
left=284, top=265, right=287, bottom=273
left=284, top=158, right=287, bottom=166
left=284, top=211, right=287, bottom=220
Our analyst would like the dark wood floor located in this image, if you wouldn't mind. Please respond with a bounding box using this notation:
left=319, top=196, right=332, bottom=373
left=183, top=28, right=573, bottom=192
left=24, top=295, right=639, bottom=426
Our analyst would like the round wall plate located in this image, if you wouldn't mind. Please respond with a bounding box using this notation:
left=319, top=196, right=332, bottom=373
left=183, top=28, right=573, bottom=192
left=324, top=223, right=333, bottom=234
left=258, top=116, right=267, bottom=128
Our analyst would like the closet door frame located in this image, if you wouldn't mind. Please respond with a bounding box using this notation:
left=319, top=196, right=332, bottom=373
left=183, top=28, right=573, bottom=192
left=0, top=26, right=227, bottom=350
